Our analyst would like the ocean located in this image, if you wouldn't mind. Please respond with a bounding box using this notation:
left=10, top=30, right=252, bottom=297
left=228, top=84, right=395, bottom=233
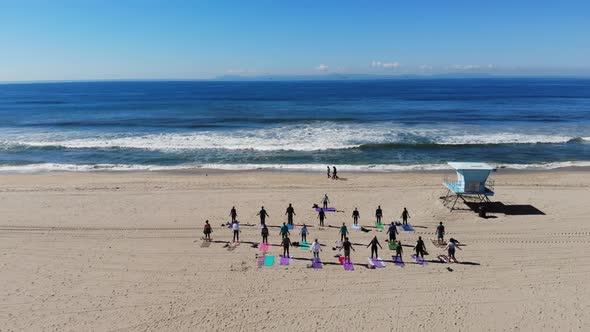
left=1, top=78, right=589, bottom=173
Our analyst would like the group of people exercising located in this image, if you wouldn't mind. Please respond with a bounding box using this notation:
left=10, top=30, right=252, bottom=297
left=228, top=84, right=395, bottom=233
left=202, top=195, right=462, bottom=264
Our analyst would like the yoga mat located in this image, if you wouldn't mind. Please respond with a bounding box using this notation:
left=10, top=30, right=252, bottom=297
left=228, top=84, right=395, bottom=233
left=299, top=241, right=310, bottom=250
left=263, top=255, right=275, bottom=267
left=279, top=255, right=292, bottom=265
left=388, top=241, right=396, bottom=250
left=344, top=259, right=354, bottom=271
left=411, top=254, right=427, bottom=265
left=256, top=255, right=266, bottom=267
left=259, top=243, right=269, bottom=252
left=287, top=224, right=295, bottom=230
left=377, top=257, right=386, bottom=267
left=401, top=224, right=415, bottom=231
left=315, top=207, right=336, bottom=212
left=352, top=224, right=361, bottom=230
left=392, top=255, right=405, bottom=267
left=200, top=240, right=211, bottom=248
left=369, top=257, right=385, bottom=268
left=437, top=255, right=449, bottom=263
left=376, top=222, right=384, bottom=230
left=311, top=258, right=323, bottom=269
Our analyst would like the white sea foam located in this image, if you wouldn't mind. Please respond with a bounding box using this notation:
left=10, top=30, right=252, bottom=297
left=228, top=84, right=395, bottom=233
left=5, top=125, right=587, bottom=152
left=2, top=161, right=590, bottom=174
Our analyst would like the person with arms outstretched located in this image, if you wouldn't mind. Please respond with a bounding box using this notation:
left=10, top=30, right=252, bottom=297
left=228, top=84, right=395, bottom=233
left=285, top=203, right=296, bottom=226
left=367, top=236, right=383, bottom=259
left=352, top=208, right=360, bottom=226
left=257, top=206, right=269, bottom=226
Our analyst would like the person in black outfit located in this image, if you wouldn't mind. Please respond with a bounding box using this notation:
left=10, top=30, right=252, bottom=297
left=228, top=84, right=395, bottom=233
left=317, top=208, right=326, bottom=227
left=327, top=166, right=331, bottom=178
left=257, top=206, right=269, bottom=225
left=332, top=166, right=338, bottom=180
left=261, top=225, right=269, bottom=244
left=352, top=208, right=360, bottom=225
left=340, top=237, right=355, bottom=263
left=285, top=203, right=296, bottom=226
left=229, top=206, right=237, bottom=222
left=282, top=235, right=291, bottom=257
left=401, top=207, right=410, bottom=226
left=375, top=206, right=383, bottom=224
left=414, top=236, right=426, bottom=259
left=367, top=236, right=382, bottom=259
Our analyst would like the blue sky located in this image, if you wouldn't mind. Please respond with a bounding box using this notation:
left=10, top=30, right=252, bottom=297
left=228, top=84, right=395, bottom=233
left=1, top=0, right=589, bottom=81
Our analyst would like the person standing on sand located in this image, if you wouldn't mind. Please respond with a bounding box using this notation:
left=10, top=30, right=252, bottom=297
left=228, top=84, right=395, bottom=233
left=339, top=222, right=349, bottom=242
left=310, top=238, right=322, bottom=260
left=375, top=205, right=383, bottom=224
left=285, top=203, right=296, bottom=226
left=280, top=222, right=290, bottom=239
left=332, top=166, right=338, bottom=180
left=367, top=236, right=383, bottom=259
left=352, top=208, right=360, bottom=225
left=230, top=206, right=237, bottom=223
left=340, top=237, right=355, bottom=263
left=395, top=240, right=403, bottom=261
left=322, top=194, right=330, bottom=209
left=387, top=222, right=398, bottom=243
left=414, top=236, right=426, bottom=259
left=436, top=222, right=445, bottom=244
left=300, top=224, right=309, bottom=243
left=257, top=206, right=269, bottom=226
left=401, top=207, right=410, bottom=225
left=445, top=238, right=462, bottom=263
left=327, top=166, right=331, bottom=178
left=317, top=208, right=326, bottom=227
left=261, top=225, right=269, bottom=244
left=203, top=220, right=212, bottom=241
left=281, top=235, right=292, bottom=257
left=232, top=221, right=240, bottom=243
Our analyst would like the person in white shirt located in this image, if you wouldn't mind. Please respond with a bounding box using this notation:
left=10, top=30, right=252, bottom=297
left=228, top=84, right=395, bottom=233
left=232, top=221, right=240, bottom=243
left=444, top=238, right=461, bottom=262
left=310, top=239, right=322, bottom=261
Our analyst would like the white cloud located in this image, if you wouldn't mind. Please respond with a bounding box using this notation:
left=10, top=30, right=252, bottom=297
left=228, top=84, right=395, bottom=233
left=419, top=64, right=433, bottom=70
left=315, top=64, right=329, bottom=71
left=226, top=68, right=256, bottom=75
left=446, top=64, right=496, bottom=70
left=371, top=60, right=400, bottom=69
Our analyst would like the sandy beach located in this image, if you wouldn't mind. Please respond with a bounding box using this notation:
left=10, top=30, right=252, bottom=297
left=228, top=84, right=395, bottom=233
left=1, top=170, right=589, bottom=331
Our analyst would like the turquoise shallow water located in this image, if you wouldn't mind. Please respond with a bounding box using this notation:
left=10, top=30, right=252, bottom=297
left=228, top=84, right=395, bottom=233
left=0, top=79, right=589, bottom=172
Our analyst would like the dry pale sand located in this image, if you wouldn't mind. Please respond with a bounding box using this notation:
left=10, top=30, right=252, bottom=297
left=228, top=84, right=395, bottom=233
left=1, top=170, right=589, bottom=331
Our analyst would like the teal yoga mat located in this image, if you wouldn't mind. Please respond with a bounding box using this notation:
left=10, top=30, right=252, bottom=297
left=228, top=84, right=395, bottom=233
left=263, top=255, right=275, bottom=266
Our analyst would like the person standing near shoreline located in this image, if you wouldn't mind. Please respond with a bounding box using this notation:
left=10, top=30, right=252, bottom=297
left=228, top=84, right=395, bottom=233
left=327, top=166, right=331, bottom=178
left=285, top=203, right=296, bottom=226
left=332, top=166, right=338, bottom=180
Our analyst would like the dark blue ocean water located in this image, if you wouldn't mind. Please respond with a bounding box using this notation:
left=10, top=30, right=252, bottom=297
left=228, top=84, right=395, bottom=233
left=1, top=79, right=589, bottom=172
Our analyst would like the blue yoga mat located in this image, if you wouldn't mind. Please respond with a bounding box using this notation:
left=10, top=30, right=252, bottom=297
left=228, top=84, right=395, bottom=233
left=401, top=224, right=414, bottom=231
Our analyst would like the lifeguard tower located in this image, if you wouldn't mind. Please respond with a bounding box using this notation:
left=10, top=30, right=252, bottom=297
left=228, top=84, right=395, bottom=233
left=442, top=162, right=495, bottom=211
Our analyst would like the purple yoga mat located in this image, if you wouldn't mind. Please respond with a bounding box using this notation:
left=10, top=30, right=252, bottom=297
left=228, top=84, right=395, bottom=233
left=312, top=258, right=323, bottom=269
left=411, top=254, right=427, bottom=265
left=315, top=207, right=336, bottom=212
left=256, top=255, right=266, bottom=267
left=279, top=256, right=292, bottom=265
left=344, top=259, right=354, bottom=271
left=370, top=258, right=384, bottom=268
left=392, top=256, right=405, bottom=266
